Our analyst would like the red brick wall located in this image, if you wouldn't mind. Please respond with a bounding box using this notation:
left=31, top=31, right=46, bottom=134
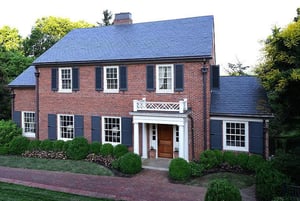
left=36, top=61, right=212, bottom=159
left=14, top=88, right=35, bottom=112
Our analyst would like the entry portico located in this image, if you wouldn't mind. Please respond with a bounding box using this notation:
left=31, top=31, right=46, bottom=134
left=130, top=98, right=190, bottom=161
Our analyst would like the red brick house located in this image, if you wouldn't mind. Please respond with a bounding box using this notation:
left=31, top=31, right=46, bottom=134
left=8, top=13, right=272, bottom=160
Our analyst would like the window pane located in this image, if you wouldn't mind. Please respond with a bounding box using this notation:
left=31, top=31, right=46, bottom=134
left=23, top=112, right=35, bottom=133
left=158, top=66, right=172, bottom=90
left=104, top=117, right=121, bottom=143
left=225, top=122, right=246, bottom=149
left=60, top=115, right=74, bottom=139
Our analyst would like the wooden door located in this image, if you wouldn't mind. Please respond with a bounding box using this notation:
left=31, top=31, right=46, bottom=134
left=158, top=125, right=173, bottom=158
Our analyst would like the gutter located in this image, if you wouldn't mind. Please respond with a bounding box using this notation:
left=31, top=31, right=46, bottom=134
left=34, top=69, right=40, bottom=139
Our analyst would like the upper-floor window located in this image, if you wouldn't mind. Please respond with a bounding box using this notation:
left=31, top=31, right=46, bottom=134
left=223, top=121, right=249, bottom=152
left=156, top=64, right=174, bottom=93
left=58, top=114, right=74, bottom=141
left=102, top=117, right=121, bottom=145
left=59, top=68, right=72, bottom=92
left=22, top=111, right=35, bottom=138
left=104, top=66, right=119, bottom=93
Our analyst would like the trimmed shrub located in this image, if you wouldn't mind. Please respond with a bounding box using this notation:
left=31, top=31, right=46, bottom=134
left=9, top=136, right=30, bottom=155
left=169, top=158, right=191, bottom=181
left=40, top=139, right=54, bottom=151
left=247, top=154, right=264, bottom=171
left=118, top=152, right=142, bottom=174
left=66, top=137, right=89, bottom=160
left=63, top=140, right=72, bottom=152
left=236, top=152, right=249, bottom=169
left=113, top=144, right=128, bottom=158
left=53, top=140, right=65, bottom=152
left=0, top=120, right=22, bottom=146
left=199, top=150, right=219, bottom=169
left=89, top=142, right=102, bottom=155
left=0, top=145, right=9, bottom=155
left=100, top=143, right=114, bottom=157
left=189, top=161, right=205, bottom=177
left=223, top=151, right=237, bottom=166
left=256, top=163, right=289, bottom=201
left=205, top=179, right=242, bottom=201
left=27, top=140, right=41, bottom=151
left=213, top=149, right=223, bottom=164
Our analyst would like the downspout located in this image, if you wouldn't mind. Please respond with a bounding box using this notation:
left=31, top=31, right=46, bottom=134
left=201, top=64, right=208, bottom=150
left=188, top=114, right=195, bottom=160
left=34, top=69, right=40, bottom=140
left=10, top=90, right=15, bottom=119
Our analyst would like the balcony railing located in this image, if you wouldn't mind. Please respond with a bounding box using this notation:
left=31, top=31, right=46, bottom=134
left=133, top=98, right=188, bottom=113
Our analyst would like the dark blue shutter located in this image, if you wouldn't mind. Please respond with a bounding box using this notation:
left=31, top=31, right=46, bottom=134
left=72, top=68, right=79, bottom=91
left=210, top=120, right=223, bottom=150
left=95, top=67, right=103, bottom=91
left=75, top=115, right=84, bottom=137
left=121, top=117, right=133, bottom=146
left=91, top=116, right=101, bottom=142
left=146, top=65, right=155, bottom=91
left=51, top=68, right=58, bottom=91
left=249, top=122, right=264, bottom=155
left=13, top=111, right=21, bottom=127
left=174, top=64, right=184, bottom=92
left=119, top=66, right=128, bottom=91
left=48, top=114, right=57, bottom=140
left=210, top=65, right=220, bottom=89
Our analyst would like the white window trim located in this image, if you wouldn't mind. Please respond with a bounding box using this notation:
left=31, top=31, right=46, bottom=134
left=223, top=120, right=249, bottom=152
left=57, top=114, right=74, bottom=141
left=104, top=66, right=119, bottom=93
left=102, top=116, right=122, bottom=146
left=21, top=111, right=36, bottom=138
left=156, top=64, right=174, bottom=93
left=58, top=67, right=72, bottom=93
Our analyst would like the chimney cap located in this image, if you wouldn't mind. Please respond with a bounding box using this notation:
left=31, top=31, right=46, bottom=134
left=114, top=12, right=132, bottom=25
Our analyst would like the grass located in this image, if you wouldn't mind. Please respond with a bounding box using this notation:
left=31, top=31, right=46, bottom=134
left=187, top=172, right=255, bottom=189
left=0, top=181, right=115, bottom=201
left=0, top=155, right=114, bottom=176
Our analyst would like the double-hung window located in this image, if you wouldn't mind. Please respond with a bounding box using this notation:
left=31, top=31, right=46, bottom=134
left=223, top=121, right=249, bottom=152
left=22, top=111, right=35, bottom=138
left=104, top=66, right=119, bottom=93
left=59, top=68, right=72, bottom=92
left=58, top=114, right=74, bottom=140
left=102, top=117, right=121, bottom=145
left=156, top=64, right=174, bottom=93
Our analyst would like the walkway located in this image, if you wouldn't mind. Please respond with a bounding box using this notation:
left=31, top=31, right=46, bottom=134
left=0, top=166, right=256, bottom=201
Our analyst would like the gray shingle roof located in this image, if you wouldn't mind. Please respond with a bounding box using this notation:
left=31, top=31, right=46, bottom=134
left=8, top=66, right=35, bottom=88
left=210, top=76, right=272, bottom=117
left=33, top=15, right=214, bottom=65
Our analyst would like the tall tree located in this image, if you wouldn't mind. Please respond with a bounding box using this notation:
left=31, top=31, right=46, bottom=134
left=23, top=16, right=94, bottom=57
left=0, top=26, right=22, bottom=51
left=225, top=58, right=249, bottom=76
left=98, top=10, right=113, bottom=26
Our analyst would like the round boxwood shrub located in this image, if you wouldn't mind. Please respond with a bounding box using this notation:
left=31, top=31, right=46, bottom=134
left=247, top=154, right=264, bottom=171
left=189, top=161, right=205, bottom=177
left=236, top=152, right=249, bottom=169
left=9, top=136, right=30, bottom=155
left=118, top=152, right=142, bottom=174
left=213, top=149, right=223, bottom=164
left=223, top=151, right=237, bottom=166
left=100, top=143, right=114, bottom=157
left=199, top=150, right=219, bottom=169
left=63, top=140, right=72, bottom=152
left=40, top=139, right=54, bottom=151
left=89, top=142, right=102, bottom=155
left=28, top=140, right=41, bottom=151
left=205, top=179, right=242, bottom=201
left=53, top=140, right=65, bottom=152
left=113, top=144, right=128, bottom=158
left=66, top=137, right=89, bottom=160
left=0, top=120, right=22, bottom=146
left=169, top=158, right=191, bottom=181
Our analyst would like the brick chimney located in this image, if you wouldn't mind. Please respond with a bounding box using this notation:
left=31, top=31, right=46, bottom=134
left=113, top=12, right=133, bottom=25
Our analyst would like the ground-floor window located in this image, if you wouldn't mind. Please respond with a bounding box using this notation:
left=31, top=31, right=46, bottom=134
left=102, top=117, right=121, bottom=145
left=22, top=111, right=35, bottom=137
left=58, top=114, right=74, bottom=140
left=223, top=121, right=249, bottom=152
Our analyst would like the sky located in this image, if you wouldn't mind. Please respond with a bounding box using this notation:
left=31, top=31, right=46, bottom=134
left=0, top=0, right=299, bottom=74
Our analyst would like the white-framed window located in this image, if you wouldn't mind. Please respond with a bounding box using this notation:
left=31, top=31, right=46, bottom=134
left=59, top=68, right=72, bottom=92
left=173, top=125, right=179, bottom=151
left=22, top=111, right=35, bottom=138
left=223, top=121, right=249, bottom=152
left=58, top=114, right=74, bottom=141
left=150, top=124, right=157, bottom=149
left=102, top=117, right=121, bottom=145
left=104, top=66, right=119, bottom=93
left=156, top=64, right=174, bottom=93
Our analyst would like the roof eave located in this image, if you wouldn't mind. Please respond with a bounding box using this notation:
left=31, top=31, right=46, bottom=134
left=8, top=85, right=36, bottom=89
left=210, top=112, right=274, bottom=119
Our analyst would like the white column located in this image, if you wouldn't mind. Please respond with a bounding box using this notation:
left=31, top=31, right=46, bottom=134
left=142, top=123, right=147, bottom=158
left=133, top=122, right=139, bottom=155
left=178, top=125, right=185, bottom=159
left=184, top=120, right=189, bottom=160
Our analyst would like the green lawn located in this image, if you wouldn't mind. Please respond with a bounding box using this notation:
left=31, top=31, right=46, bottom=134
left=0, top=182, right=115, bottom=201
left=0, top=155, right=113, bottom=176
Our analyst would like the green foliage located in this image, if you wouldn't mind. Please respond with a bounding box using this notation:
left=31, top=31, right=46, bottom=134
left=0, top=145, right=9, bottom=155
left=189, top=161, right=205, bottom=177
left=40, top=139, right=53, bottom=151
left=169, top=158, right=191, bottom=181
left=9, top=136, right=30, bottom=155
left=100, top=143, right=114, bottom=157
left=66, top=137, right=89, bottom=160
left=89, top=142, right=101, bottom=155
left=225, top=58, right=249, bottom=76
left=63, top=140, right=72, bottom=152
left=27, top=140, right=41, bottom=151
left=205, top=179, right=242, bottom=201
left=236, top=152, right=249, bottom=169
left=256, top=163, right=289, bottom=201
left=223, top=151, right=237, bottom=166
left=53, top=140, right=65, bottom=152
left=199, top=150, right=219, bottom=169
left=118, top=152, right=142, bottom=174
left=0, top=120, right=22, bottom=146
left=213, top=149, right=223, bottom=164
left=113, top=144, right=128, bottom=158
left=0, top=26, right=22, bottom=51
left=247, top=154, right=264, bottom=171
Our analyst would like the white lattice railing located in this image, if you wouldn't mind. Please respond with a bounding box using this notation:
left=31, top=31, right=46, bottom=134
left=133, top=98, right=188, bottom=113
